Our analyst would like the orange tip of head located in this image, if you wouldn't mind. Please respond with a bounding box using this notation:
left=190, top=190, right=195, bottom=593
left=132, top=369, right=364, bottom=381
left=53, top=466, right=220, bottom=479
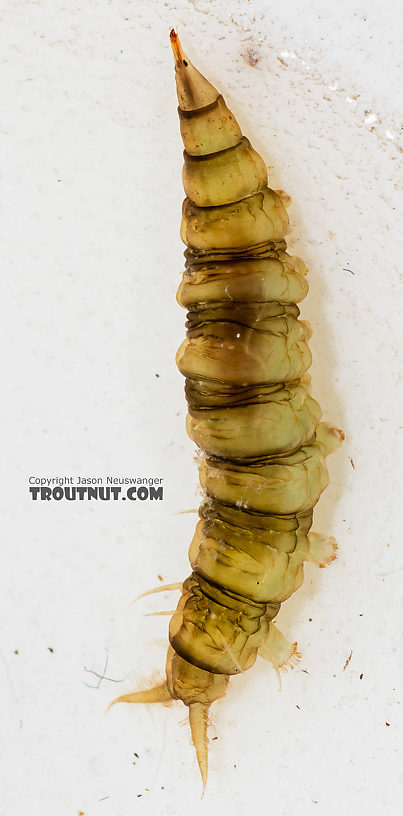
left=170, top=28, right=185, bottom=63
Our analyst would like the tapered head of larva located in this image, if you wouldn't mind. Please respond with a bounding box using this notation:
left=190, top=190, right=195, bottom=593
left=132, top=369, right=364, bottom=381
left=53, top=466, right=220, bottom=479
left=170, top=29, right=219, bottom=111
left=170, top=29, right=243, bottom=157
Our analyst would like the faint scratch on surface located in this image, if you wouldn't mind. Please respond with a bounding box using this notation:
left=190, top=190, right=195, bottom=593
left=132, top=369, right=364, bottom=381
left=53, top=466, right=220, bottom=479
left=377, top=565, right=403, bottom=578
left=343, top=650, right=353, bottom=671
left=149, top=716, right=168, bottom=797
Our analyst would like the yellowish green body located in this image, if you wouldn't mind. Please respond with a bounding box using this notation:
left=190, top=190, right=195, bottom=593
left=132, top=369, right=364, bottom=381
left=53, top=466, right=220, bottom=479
left=110, top=31, right=343, bottom=791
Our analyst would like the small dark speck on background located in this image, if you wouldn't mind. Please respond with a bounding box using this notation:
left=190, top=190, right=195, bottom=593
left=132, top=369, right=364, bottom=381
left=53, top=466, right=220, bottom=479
left=360, top=673, right=364, bottom=679
left=246, top=50, right=260, bottom=67
left=212, top=736, right=218, bottom=740
left=14, top=650, right=19, bottom=654
left=386, top=722, right=390, bottom=726
left=134, top=752, right=139, bottom=758
left=48, top=647, right=54, bottom=653
left=158, top=575, right=163, bottom=581
left=155, top=373, right=160, bottom=378
left=342, top=267, right=355, bottom=275
left=350, top=458, right=355, bottom=469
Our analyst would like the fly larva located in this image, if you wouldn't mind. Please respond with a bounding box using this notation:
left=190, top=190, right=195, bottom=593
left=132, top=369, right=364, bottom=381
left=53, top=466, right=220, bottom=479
left=110, top=31, right=344, bottom=792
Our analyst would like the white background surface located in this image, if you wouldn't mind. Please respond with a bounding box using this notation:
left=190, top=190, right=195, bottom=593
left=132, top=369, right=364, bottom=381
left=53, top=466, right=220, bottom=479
left=1, top=1, right=402, bottom=814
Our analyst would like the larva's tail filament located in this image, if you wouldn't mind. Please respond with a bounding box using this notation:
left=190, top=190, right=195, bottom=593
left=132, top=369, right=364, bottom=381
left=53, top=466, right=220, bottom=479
left=108, top=681, right=171, bottom=710
left=189, top=702, right=210, bottom=796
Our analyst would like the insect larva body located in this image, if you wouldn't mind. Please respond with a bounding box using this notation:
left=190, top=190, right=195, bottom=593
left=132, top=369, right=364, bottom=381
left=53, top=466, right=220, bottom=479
left=111, top=31, right=343, bottom=790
